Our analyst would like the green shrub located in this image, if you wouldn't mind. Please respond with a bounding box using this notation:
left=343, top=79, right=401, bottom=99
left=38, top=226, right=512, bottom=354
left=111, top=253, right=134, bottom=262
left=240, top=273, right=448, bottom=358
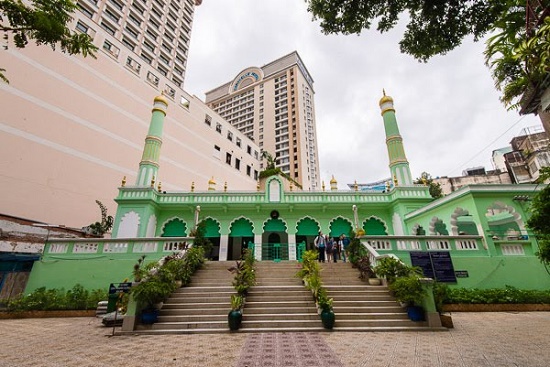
left=445, top=286, right=550, bottom=304
left=5, top=285, right=108, bottom=312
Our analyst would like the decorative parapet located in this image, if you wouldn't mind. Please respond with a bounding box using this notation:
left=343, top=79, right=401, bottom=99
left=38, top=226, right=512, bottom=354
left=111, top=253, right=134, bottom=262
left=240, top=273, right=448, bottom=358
left=359, top=235, right=487, bottom=254
left=44, top=237, right=194, bottom=259
left=115, top=185, right=431, bottom=205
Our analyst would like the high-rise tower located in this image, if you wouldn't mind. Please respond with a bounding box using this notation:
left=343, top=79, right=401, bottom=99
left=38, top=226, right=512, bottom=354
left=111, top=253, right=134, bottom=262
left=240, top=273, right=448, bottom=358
left=0, top=0, right=261, bottom=227
left=379, top=91, right=413, bottom=186
left=205, top=52, right=321, bottom=191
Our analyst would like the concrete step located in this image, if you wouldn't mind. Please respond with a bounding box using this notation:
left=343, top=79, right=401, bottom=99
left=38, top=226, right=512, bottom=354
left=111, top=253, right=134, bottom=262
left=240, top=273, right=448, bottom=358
left=332, top=300, right=399, bottom=307
left=162, top=302, right=230, bottom=309
left=158, top=314, right=227, bottom=323
left=241, top=306, right=317, bottom=315
left=241, top=319, right=322, bottom=329
left=242, top=313, right=320, bottom=321
left=160, top=308, right=228, bottom=316
left=335, top=312, right=409, bottom=320
left=334, top=319, right=416, bottom=328
left=151, top=320, right=227, bottom=330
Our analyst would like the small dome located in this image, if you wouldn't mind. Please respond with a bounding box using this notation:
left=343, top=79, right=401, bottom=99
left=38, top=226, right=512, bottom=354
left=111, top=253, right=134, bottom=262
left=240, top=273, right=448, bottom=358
left=208, top=176, right=216, bottom=185
left=154, top=94, right=169, bottom=105
left=330, top=175, right=337, bottom=184
left=379, top=91, right=393, bottom=106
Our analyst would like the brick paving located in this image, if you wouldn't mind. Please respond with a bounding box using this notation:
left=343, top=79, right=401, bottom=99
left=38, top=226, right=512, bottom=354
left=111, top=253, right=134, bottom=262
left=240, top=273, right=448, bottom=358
left=1, top=312, right=549, bottom=367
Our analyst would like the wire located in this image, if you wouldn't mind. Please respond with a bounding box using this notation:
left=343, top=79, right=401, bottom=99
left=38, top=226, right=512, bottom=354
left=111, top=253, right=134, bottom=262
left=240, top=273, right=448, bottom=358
left=446, top=115, right=527, bottom=176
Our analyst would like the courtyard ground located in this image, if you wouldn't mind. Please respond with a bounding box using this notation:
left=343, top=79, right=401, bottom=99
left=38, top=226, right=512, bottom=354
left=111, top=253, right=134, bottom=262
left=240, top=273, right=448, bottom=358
left=1, top=312, right=549, bottom=367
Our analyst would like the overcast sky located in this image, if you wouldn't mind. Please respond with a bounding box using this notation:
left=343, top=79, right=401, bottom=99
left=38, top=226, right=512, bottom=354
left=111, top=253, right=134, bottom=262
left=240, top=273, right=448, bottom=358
left=184, top=0, right=542, bottom=188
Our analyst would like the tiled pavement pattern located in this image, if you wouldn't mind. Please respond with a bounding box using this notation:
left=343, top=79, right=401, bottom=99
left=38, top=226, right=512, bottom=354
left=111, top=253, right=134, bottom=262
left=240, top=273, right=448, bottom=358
left=236, top=332, right=344, bottom=367
left=1, top=312, right=549, bottom=367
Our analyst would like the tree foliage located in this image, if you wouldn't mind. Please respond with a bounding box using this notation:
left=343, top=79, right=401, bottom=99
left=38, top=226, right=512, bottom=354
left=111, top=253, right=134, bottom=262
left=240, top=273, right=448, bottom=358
left=0, top=0, right=97, bottom=82
left=304, top=0, right=510, bottom=61
left=414, top=171, right=443, bottom=199
left=527, top=167, right=550, bottom=265
left=485, top=4, right=550, bottom=109
left=84, top=200, right=113, bottom=237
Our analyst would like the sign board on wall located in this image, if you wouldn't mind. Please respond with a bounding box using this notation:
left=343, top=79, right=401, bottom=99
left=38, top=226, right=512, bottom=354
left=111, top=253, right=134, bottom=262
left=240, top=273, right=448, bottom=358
left=410, top=251, right=457, bottom=283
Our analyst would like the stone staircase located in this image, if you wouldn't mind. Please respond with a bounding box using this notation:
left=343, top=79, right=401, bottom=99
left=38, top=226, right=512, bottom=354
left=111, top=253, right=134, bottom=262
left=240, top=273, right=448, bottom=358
left=240, top=261, right=323, bottom=332
left=320, top=261, right=430, bottom=331
left=130, top=259, right=435, bottom=334
left=135, top=260, right=234, bottom=334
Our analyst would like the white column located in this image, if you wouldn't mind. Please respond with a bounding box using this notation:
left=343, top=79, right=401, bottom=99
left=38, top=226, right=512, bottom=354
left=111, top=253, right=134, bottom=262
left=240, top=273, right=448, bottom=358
left=254, top=234, right=262, bottom=261
left=392, top=213, right=405, bottom=235
left=219, top=234, right=229, bottom=261
left=288, top=234, right=296, bottom=261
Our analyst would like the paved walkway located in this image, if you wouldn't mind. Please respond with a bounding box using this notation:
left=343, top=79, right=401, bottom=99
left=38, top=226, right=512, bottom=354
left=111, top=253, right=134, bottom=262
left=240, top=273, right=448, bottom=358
left=1, top=312, right=549, bottom=367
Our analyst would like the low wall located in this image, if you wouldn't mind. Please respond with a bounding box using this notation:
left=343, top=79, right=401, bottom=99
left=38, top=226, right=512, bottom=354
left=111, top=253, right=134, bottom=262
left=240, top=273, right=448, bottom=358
left=0, top=310, right=96, bottom=319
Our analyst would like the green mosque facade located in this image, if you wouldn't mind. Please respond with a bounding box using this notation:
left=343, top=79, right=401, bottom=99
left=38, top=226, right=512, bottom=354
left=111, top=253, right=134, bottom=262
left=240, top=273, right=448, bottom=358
left=25, top=94, right=550, bottom=293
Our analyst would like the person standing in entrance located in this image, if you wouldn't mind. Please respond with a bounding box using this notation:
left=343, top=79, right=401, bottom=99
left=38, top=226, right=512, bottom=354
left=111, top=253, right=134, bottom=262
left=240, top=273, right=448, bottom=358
left=314, top=231, right=326, bottom=262
left=340, top=234, right=350, bottom=263
left=325, top=236, right=334, bottom=263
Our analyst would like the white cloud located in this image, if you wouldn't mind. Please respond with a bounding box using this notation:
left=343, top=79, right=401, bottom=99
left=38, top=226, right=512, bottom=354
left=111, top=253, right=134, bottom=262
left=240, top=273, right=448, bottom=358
left=185, top=0, right=542, bottom=187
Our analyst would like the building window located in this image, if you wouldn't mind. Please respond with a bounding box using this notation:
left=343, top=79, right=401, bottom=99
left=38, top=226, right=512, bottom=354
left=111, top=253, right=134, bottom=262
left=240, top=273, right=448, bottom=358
left=246, top=165, right=251, bottom=176
left=236, top=137, right=242, bottom=148
left=235, top=158, right=241, bottom=170
left=213, top=145, right=221, bottom=159
left=227, top=131, right=233, bottom=142
left=205, top=114, right=212, bottom=126
left=226, top=152, right=232, bottom=165
left=125, top=57, right=141, bottom=73
left=247, top=145, right=252, bottom=155
left=216, top=123, right=222, bottom=133
left=254, top=170, right=258, bottom=180
left=102, top=40, right=119, bottom=57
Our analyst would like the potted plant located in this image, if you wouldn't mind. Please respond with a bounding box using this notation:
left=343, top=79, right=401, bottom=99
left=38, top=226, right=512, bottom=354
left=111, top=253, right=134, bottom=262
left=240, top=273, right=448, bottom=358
left=373, top=257, right=417, bottom=284
left=130, top=278, right=175, bottom=324
left=388, top=275, right=427, bottom=321
left=317, top=288, right=335, bottom=329
left=356, top=256, right=381, bottom=285
left=228, top=294, right=244, bottom=331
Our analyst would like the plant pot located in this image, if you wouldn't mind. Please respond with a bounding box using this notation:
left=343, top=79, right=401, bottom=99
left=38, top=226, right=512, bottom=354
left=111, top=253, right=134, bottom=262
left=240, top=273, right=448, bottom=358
left=320, top=309, right=335, bottom=329
left=140, top=308, right=159, bottom=324
left=228, top=310, right=242, bottom=331
left=368, top=278, right=382, bottom=285
left=406, top=305, right=425, bottom=322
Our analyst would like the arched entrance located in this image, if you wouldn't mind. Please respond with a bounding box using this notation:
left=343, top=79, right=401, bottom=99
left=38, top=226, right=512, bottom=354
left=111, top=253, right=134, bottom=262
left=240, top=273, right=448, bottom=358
left=262, top=218, right=288, bottom=261
left=329, top=217, right=353, bottom=240
left=203, top=218, right=221, bottom=260
left=229, top=217, right=254, bottom=260
left=161, top=218, right=187, bottom=237
left=363, top=217, right=388, bottom=235
left=296, top=217, right=320, bottom=251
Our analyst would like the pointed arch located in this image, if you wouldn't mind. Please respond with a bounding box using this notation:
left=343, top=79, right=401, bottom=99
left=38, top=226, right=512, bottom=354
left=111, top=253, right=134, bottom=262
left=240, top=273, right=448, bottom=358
left=229, top=216, right=255, bottom=237
left=263, top=217, right=288, bottom=232
left=202, top=217, right=221, bottom=238
left=362, top=216, right=388, bottom=235
left=161, top=217, right=188, bottom=237
left=295, top=216, right=321, bottom=236
left=485, top=201, right=524, bottom=238
left=329, top=216, right=353, bottom=238
left=117, top=211, right=140, bottom=238
left=450, top=207, right=479, bottom=235
left=429, top=217, right=449, bottom=235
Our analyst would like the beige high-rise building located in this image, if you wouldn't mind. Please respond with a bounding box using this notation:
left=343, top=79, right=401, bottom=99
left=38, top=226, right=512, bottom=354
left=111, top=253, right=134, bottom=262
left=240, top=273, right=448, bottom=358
left=0, top=0, right=261, bottom=228
left=205, top=52, right=321, bottom=191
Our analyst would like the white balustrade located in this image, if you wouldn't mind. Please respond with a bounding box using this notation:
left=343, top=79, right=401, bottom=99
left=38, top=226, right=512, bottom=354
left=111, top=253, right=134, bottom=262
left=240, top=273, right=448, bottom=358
left=73, top=243, right=99, bottom=253
left=103, top=242, right=129, bottom=253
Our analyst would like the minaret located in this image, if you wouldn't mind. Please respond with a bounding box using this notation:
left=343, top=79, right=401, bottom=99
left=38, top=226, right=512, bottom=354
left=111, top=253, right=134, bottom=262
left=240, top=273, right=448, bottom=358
left=136, top=95, right=168, bottom=187
left=379, top=91, right=413, bottom=186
